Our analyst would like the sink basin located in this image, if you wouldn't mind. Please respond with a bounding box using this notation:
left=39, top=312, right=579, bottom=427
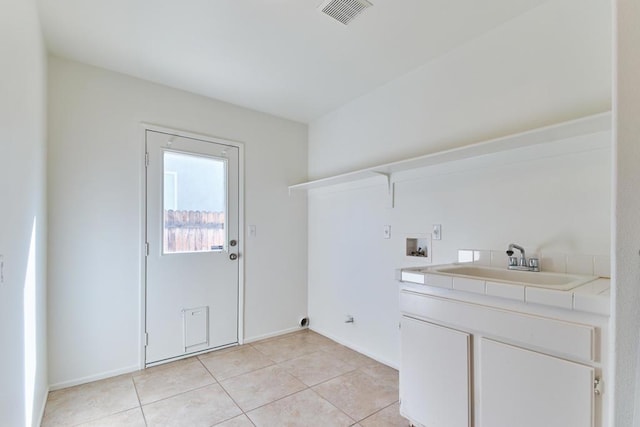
left=405, top=264, right=598, bottom=290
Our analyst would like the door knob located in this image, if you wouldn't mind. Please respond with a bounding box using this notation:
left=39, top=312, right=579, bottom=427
left=229, top=253, right=238, bottom=260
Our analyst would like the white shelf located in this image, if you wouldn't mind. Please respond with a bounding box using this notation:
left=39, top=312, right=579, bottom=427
left=289, top=112, right=611, bottom=194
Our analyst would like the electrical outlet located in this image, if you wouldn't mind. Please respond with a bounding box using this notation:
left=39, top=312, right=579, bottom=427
left=383, top=225, right=391, bottom=239
left=433, top=224, right=442, bottom=240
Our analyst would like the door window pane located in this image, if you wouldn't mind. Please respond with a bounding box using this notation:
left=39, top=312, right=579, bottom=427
left=163, top=151, right=227, bottom=254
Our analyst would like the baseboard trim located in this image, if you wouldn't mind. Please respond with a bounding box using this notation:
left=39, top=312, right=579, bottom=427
left=35, top=385, right=49, bottom=427
left=49, top=364, right=140, bottom=391
left=244, top=325, right=306, bottom=344
left=49, top=327, right=313, bottom=390
left=309, top=326, right=399, bottom=370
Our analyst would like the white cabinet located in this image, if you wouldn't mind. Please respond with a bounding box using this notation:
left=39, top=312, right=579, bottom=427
left=399, top=290, right=605, bottom=427
left=479, top=338, right=594, bottom=427
left=400, top=316, right=471, bottom=427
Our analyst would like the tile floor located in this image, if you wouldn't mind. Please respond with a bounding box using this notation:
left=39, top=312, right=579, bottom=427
left=42, top=330, right=409, bottom=426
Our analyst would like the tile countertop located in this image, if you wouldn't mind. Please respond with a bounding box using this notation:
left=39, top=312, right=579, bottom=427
left=571, top=278, right=610, bottom=315
left=398, top=267, right=610, bottom=316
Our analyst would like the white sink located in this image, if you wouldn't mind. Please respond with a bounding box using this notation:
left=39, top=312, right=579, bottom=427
left=404, top=264, right=598, bottom=290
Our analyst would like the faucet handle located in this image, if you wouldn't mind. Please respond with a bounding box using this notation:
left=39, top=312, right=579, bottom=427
left=508, top=256, right=518, bottom=267
left=528, top=258, right=540, bottom=271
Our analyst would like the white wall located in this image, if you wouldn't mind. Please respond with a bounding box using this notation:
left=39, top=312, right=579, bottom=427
left=47, top=57, right=308, bottom=388
left=308, top=135, right=611, bottom=366
left=307, top=0, right=612, bottom=367
left=0, top=0, right=48, bottom=425
left=613, top=0, right=640, bottom=425
left=309, top=0, right=611, bottom=179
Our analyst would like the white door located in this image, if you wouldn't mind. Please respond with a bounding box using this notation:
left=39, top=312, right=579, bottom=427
left=400, top=316, right=472, bottom=427
left=479, top=338, right=594, bottom=427
left=145, top=129, right=240, bottom=365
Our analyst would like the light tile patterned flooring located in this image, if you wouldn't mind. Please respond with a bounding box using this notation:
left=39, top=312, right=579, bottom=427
left=42, top=330, right=409, bottom=426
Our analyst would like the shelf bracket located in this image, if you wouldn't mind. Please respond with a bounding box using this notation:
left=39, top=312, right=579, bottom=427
left=372, top=171, right=394, bottom=208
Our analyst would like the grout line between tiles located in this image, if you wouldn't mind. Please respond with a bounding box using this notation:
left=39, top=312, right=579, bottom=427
left=311, top=371, right=398, bottom=424
left=198, top=349, right=279, bottom=383
left=307, top=386, right=357, bottom=425
left=285, top=365, right=359, bottom=388
left=130, top=376, right=149, bottom=427
left=195, top=355, right=221, bottom=384
left=243, top=386, right=312, bottom=415
left=63, top=375, right=141, bottom=427
left=248, top=344, right=319, bottom=364
left=139, top=382, right=218, bottom=408
left=204, top=362, right=255, bottom=423
left=133, top=357, right=218, bottom=407
left=209, top=345, right=364, bottom=423
left=355, top=399, right=401, bottom=424
left=69, top=406, right=143, bottom=427
left=47, top=330, right=401, bottom=427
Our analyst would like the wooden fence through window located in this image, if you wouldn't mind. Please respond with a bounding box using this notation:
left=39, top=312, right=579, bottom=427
left=163, top=210, right=225, bottom=253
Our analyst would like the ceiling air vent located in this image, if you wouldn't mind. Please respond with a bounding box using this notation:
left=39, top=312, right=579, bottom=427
left=319, top=0, right=373, bottom=26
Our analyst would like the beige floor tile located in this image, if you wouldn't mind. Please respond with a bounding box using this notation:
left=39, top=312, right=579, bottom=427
left=200, top=345, right=275, bottom=380
left=359, top=364, right=399, bottom=392
left=359, top=403, right=409, bottom=427
left=247, top=389, right=354, bottom=427
left=313, top=370, right=399, bottom=421
left=278, top=351, right=357, bottom=386
left=140, top=356, right=198, bottom=375
left=42, top=374, right=139, bottom=426
left=133, top=359, right=215, bottom=404
left=324, top=346, right=380, bottom=368
left=77, top=407, right=146, bottom=426
left=43, top=331, right=401, bottom=427
left=292, top=330, right=337, bottom=347
left=251, top=332, right=330, bottom=362
left=213, top=414, right=256, bottom=426
left=220, top=365, right=306, bottom=411
left=199, top=344, right=243, bottom=358
left=142, top=383, right=242, bottom=427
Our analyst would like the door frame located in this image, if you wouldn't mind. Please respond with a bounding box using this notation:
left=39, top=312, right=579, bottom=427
left=138, top=123, right=245, bottom=369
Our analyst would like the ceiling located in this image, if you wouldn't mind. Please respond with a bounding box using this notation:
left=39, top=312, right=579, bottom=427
left=37, top=0, right=549, bottom=123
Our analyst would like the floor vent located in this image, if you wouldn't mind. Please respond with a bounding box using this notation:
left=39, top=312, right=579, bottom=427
left=319, top=0, right=373, bottom=25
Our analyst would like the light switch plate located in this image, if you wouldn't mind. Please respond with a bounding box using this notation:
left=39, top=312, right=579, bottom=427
left=432, top=224, right=442, bottom=240
left=383, top=225, right=391, bottom=239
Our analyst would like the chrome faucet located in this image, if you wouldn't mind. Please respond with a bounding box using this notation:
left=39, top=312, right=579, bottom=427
left=507, top=243, right=527, bottom=266
left=506, top=243, right=539, bottom=272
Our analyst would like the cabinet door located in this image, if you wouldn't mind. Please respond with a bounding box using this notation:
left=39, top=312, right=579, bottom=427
left=400, top=316, right=471, bottom=427
left=479, top=338, right=594, bottom=427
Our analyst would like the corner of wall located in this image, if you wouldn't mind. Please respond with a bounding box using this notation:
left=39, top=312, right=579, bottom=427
left=0, top=0, right=49, bottom=425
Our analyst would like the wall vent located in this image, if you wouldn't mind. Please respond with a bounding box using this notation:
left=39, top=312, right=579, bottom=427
left=319, top=0, right=373, bottom=25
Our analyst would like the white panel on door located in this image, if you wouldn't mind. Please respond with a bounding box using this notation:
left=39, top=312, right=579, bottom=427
left=183, top=306, right=209, bottom=351
left=479, top=338, right=594, bottom=427
left=400, top=316, right=471, bottom=427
